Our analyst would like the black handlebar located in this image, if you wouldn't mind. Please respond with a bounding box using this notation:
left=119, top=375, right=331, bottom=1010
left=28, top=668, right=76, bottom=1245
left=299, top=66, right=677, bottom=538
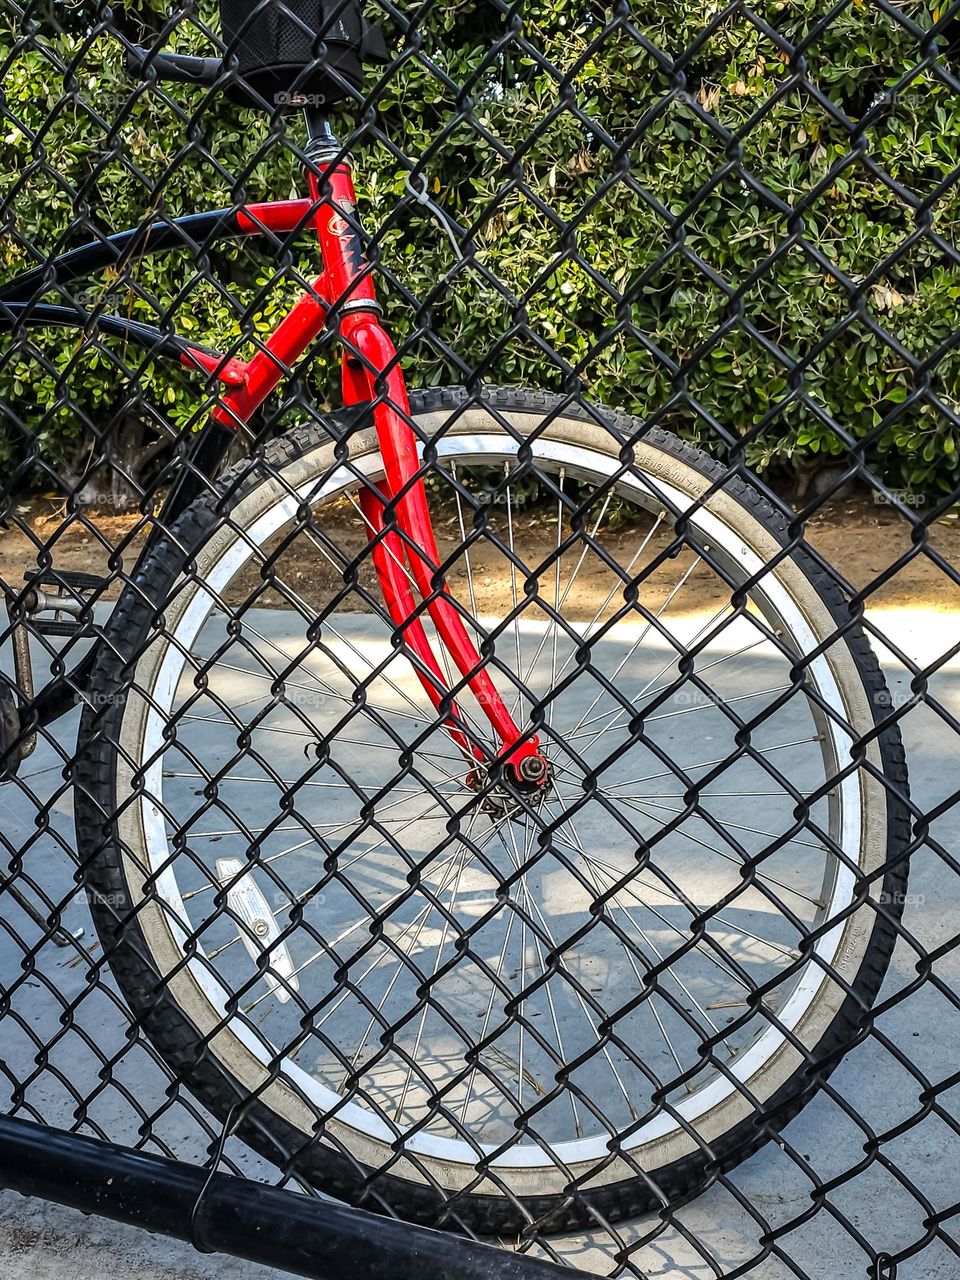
left=125, top=45, right=222, bottom=87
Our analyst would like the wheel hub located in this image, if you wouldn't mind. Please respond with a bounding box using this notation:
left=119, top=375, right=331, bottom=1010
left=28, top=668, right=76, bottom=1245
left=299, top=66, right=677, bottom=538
left=465, top=756, right=553, bottom=821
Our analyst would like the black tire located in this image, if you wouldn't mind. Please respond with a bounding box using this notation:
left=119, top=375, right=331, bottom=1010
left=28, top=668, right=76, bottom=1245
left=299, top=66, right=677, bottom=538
left=74, top=386, right=910, bottom=1233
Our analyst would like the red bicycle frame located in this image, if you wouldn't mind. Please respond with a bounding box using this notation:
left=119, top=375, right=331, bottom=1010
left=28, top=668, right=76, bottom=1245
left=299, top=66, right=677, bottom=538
left=184, top=131, right=546, bottom=785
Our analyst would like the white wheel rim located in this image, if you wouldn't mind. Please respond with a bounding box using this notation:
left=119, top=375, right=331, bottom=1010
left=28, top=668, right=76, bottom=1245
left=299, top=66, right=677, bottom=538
left=129, top=431, right=860, bottom=1173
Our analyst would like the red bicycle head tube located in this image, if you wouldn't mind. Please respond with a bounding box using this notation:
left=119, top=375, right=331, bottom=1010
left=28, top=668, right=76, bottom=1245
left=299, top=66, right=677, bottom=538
left=308, top=165, right=378, bottom=309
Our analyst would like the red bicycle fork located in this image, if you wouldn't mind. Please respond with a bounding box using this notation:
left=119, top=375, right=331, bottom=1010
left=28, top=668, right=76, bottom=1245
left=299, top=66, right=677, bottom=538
left=201, top=134, right=547, bottom=786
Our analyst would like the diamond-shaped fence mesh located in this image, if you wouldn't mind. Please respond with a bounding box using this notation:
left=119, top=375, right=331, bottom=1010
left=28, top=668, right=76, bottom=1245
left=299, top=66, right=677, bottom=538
left=0, top=1, right=957, bottom=1277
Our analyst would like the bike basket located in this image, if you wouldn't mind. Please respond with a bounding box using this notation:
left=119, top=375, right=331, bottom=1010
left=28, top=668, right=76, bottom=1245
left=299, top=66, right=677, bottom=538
left=219, top=0, right=368, bottom=109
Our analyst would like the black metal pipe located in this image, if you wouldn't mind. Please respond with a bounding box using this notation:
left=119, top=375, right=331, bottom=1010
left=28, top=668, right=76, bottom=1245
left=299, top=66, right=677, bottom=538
left=0, top=1115, right=574, bottom=1280
left=0, top=301, right=194, bottom=355
left=0, top=211, right=241, bottom=303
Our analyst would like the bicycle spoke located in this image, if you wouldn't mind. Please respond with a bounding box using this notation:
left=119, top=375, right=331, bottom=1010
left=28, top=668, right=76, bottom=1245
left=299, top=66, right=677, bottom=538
left=195, top=656, right=431, bottom=729
left=494, top=816, right=641, bottom=1121
left=547, top=807, right=724, bottom=1034
left=340, top=829, right=480, bottom=1093
left=450, top=464, right=480, bottom=624
left=557, top=554, right=707, bottom=751
left=570, top=627, right=768, bottom=739
left=241, top=808, right=471, bottom=1017
left=597, top=735, right=820, bottom=793
left=545, top=510, right=667, bottom=695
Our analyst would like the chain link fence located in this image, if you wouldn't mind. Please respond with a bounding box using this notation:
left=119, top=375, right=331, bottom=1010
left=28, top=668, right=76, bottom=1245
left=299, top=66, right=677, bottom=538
left=1, top=1, right=958, bottom=1277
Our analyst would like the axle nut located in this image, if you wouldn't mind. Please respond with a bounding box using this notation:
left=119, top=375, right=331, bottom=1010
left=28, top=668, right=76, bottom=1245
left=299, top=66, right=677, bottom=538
left=517, top=756, right=548, bottom=784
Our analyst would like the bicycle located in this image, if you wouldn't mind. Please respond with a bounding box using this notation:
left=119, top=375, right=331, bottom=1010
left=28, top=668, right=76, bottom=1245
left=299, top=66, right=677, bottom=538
left=0, top=0, right=910, bottom=1233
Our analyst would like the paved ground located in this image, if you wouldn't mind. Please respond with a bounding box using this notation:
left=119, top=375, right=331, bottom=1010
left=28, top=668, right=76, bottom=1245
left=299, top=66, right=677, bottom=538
left=0, top=605, right=957, bottom=1279
left=0, top=1194, right=290, bottom=1280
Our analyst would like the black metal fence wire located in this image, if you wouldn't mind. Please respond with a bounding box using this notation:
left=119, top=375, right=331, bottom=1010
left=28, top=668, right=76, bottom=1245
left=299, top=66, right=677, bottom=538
left=1, top=1, right=959, bottom=1277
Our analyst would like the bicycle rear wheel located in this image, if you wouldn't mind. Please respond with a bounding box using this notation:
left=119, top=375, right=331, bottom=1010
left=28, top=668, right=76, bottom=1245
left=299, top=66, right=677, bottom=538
left=75, top=386, right=909, bottom=1230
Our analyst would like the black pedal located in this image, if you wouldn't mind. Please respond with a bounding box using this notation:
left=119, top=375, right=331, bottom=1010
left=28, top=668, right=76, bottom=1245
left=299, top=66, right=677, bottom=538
left=26, top=569, right=105, bottom=590
left=1, top=569, right=108, bottom=774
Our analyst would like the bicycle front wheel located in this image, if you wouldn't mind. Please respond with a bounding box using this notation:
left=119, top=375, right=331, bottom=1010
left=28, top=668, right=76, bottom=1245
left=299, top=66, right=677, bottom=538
left=75, top=386, right=909, bottom=1231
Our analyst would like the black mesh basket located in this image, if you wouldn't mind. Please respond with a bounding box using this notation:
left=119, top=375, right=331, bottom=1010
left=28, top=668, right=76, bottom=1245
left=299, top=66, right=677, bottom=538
left=219, top=0, right=366, bottom=109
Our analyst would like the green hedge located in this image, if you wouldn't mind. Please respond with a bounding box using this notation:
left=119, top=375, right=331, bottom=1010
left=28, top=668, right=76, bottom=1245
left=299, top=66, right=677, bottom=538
left=1, top=1, right=958, bottom=496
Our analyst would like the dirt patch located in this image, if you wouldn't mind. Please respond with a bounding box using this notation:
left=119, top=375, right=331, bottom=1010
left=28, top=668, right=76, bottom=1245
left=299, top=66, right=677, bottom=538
left=2, top=490, right=958, bottom=620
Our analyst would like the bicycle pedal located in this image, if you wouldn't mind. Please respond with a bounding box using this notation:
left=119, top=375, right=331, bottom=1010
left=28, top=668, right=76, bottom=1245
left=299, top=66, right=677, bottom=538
left=22, top=569, right=107, bottom=636
left=2, top=569, right=109, bottom=767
